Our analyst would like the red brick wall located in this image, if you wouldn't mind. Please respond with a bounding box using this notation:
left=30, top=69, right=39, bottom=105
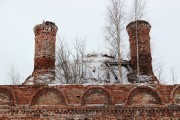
left=0, top=84, right=179, bottom=119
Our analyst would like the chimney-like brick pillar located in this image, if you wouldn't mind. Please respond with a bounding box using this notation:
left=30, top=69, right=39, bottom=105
left=33, top=21, right=58, bottom=84
left=126, top=20, right=154, bottom=76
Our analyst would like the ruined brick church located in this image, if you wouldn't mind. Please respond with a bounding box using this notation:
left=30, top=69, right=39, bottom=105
left=0, top=20, right=179, bottom=119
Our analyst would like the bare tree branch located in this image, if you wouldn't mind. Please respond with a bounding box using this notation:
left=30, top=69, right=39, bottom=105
left=7, top=64, right=20, bottom=85
left=153, top=62, right=166, bottom=84
left=105, top=0, right=126, bottom=83
left=55, top=36, right=86, bottom=84
left=128, top=0, right=147, bottom=22
left=170, top=67, right=177, bottom=84
left=73, top=38, right=86, bottom=84
left=127, top=0, right=147, bottom=83
left=56, top=36, right=72, bottom=84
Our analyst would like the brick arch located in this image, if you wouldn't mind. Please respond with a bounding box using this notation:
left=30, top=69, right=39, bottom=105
left=170, top=85, right=180, bottom=104
left=125, top=85, right=163, bottom=105
left=29, top=87, right=66, bottom=106
left=81, top=87, right=114, bottom=105
left=0, top=87, right=17, bottom=106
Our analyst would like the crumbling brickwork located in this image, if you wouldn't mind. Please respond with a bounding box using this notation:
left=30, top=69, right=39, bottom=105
left=0, top=85, right=179, bottom=119
left=1, top=20, right=179, bottom=119
left=33, top=21, right=58, bottom=84
left=127, top=21, right=154, bottom=76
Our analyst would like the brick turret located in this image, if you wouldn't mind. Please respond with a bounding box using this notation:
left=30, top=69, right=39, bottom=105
left=126, top=20, right=157, bottom=83
left=32, top=21, right=58, bottom=84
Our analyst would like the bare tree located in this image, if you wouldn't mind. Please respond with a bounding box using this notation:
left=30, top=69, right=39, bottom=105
left=56, top=36, right=86, bottom=84
left=153, top=58, right=179, bottom=85
left=128, top=0, right=147, bottom=22
left=72, top=38, right=86, bottom=84
left=153, top=61, right=166, bottom=84
left=56, top=37, right=72, bottom=84
left=7, top=64, right=20, bottom=85
left=105, top=0, right=126, bottom=83
left=128, top=0, right=147, bottom=83
left=170, top=67, right=177, bottom=84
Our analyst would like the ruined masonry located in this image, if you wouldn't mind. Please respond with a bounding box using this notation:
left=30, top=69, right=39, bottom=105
left=24, top=21, right=58, bottom=85
left=127, top=21, right=157, bottom=83
left=0, top=21, right=179, bottom=119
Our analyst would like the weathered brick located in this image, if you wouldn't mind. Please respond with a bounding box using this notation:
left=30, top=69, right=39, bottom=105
left=0, top=85, right=179, bottom=119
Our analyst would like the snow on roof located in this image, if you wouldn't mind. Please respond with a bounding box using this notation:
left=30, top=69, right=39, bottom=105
left=53, top=54, right=131, bottom=85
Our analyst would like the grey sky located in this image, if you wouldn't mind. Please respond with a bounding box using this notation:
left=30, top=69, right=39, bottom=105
left=0, top=0, right=179, bottom=84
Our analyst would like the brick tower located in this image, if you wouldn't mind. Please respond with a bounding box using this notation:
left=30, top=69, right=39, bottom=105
left=126, top=20, right=156, bottom=82
left=32, top=21, right=58, bottom=84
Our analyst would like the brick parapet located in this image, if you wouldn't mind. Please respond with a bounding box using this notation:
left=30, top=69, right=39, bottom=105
left=0, top=84, right=178, bottom=105
left=0, top=84, right=179, bottom=119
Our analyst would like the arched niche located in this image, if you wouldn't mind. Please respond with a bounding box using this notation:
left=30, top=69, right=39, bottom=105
left=126, top=85, right=163, bottom=105
left=170, top=85, right=180, bottom=104
left=30, top=87, right=66, bottom=106
left=0, top=87, right=16, bottom=106
left=81, top=87, right=114, bottom=105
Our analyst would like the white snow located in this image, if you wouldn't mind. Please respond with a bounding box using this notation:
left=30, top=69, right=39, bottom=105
left=53, top=54, right=131, bottom=85
left=24, top=54, right=131, bottom=85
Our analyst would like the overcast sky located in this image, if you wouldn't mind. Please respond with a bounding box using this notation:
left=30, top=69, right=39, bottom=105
left=0, top=0, right=179, bottom=84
